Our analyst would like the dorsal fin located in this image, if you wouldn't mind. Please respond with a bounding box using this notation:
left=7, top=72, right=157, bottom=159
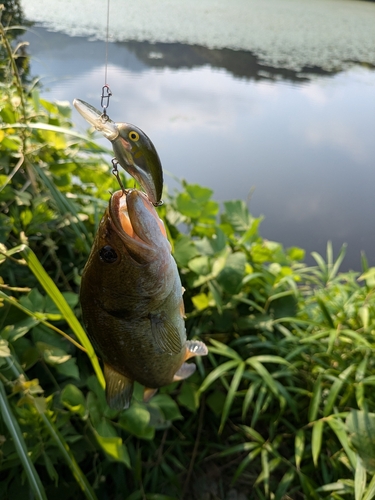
left=104, top=363, right=134, bottom=410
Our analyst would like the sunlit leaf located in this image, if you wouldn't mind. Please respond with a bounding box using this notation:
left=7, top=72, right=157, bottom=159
left=94, top=431, right=131, bottom=467
left=312, top=420, right=324, bottom=467
left=295, top=429, right=305, bottom=469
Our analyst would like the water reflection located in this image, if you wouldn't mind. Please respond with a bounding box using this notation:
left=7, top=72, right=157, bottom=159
left=23, top=26, right=375, bottom=270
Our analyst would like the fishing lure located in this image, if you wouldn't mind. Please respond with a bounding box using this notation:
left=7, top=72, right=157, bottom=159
left=73, top=98, right=163, bottom=206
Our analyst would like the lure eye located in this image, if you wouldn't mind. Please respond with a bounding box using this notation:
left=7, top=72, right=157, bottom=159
left=99, top=245, right=118, bottom=264
left=129, top=131, right=140, bottom=142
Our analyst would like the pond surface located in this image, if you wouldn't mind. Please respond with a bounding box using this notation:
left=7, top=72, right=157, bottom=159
left=20, top=0, right=375, bottom=270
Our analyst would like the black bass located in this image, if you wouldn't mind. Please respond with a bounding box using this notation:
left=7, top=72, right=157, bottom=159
left=80, top=189, right=207, bottom=409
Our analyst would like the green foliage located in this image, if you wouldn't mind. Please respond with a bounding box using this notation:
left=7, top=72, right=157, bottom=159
left=2, top=24, right=375, bottom=500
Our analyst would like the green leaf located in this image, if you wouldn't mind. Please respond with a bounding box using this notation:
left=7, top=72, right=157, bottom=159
left=177, top=381, right=199, bottom=412
left=61, top=384, right=87, bottom=418
left=0, top=379, right=47, bottom=500
left=93, top=431, right=131, bottom=467
left=327, top=416, right=357, bottom=470
left=176, top=192, right=201, bottom=218
left=219, top=362, right=245, bottom=434
left=149, top=394, right=182, bottom=422
left=199, top=359, right=240, bottom=394
left=54, top=358, right=80, bottom=379
left=242, top=380, right=261, bottom=421
left=240, top=425, right=265, bottom=444
left=36, top=341, right=71, bottom=365
left=209, top=339, right=242, bottom=360
left=295, top=429, right=305, bottom=469
left=355, top=458, right=367, bottom=500
left=223, top=200, right=250, bottom=232
left=191, top=293, right=210, bottom=311
left=346, top=410, right=375, bottom=473
left=312, top=420, right=324, bottom=467
left=119, top=402, right=154, bottom=440
left=323, top=365, right=355, bottom=417
left=0, top=339, right=11, bottom=357
left=363, top=473, right=375, bottom=500
left=246, top=358, right=279, bottom=398
left=188, top=256, right=210, bottom=275
left=173, top=235, right=198, bottom=267
left=308, top=375, right=322, bottom=422
left=185, top=184, right=213, bottom=203
left=216, top=252, right=246, bottom=294
left=274, top=469, right=295, bottom=500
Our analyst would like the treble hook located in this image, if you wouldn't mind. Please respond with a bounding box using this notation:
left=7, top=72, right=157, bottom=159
left=111, top=158, right=127, bottom=194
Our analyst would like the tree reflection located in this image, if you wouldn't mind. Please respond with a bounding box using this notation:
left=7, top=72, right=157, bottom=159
left=0, top=0, right=31, bottom=81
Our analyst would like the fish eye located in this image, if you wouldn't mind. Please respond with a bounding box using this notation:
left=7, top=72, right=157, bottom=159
left=129, top=130, right=140, bottom=142
left=99, top=245, right=118, bottom=264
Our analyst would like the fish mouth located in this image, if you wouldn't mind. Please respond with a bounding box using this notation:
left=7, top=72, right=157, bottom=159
left=110, top=190, right=167, bottom=252
left=73, top=99, right=119, bottom=141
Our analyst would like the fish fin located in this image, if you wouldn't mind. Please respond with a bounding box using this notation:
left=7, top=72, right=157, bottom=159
left=149, top=312, right=183, bottom=354
left=185, top=340, right=208, bottom=360
left=104, top=363, right=134, bottom=410
left=173, top=362, right=196, bottom=382
left=143, top=387, right=158, bottom=403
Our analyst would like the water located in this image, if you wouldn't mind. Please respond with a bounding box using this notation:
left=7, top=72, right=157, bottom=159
left=18, top=0, right=375, bottom=270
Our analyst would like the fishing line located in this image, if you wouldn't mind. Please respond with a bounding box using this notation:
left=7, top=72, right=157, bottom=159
left=101, top=0, right=112, bottom=119
left=104, top=0, right=110, bottom=86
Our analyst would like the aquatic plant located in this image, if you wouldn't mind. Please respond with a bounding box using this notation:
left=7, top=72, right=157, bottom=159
left=2, top=21, right=375, bottom=500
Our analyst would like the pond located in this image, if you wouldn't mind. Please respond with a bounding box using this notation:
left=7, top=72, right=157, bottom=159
left=19, top=0, right=375, bottom=271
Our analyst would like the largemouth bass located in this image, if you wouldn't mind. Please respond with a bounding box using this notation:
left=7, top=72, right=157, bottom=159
left=80, top=189, right=207, bottom=410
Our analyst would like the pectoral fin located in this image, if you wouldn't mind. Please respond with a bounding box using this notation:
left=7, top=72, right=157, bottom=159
left=185, top=340, right=208, bottom=360
left=149, top=312, right=183, bottom=354
left=173, top=362, right=196, bottom=381
left=104, top=363, right=134, bottom=410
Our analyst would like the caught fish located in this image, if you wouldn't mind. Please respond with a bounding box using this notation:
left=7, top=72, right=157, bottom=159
left=73, top=99, right=163, bottom=206
left=80, top=188, right=208, bottom=410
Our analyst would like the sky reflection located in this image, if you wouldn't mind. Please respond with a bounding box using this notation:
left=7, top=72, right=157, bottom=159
left=24, top=27, right=375, bottom=270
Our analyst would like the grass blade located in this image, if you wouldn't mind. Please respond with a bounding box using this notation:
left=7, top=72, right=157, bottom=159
left=247, top=358, right=279, bottom=398
left=0, top=379, right=47, bottom=500
left=219, top=361, right=245, bottom=433
left=323, top=365, right=355, bottom=417
left=198, top=359, right=239, bottom=394
left=242, top=380, right=261, bottom=420
left=327, top=416, right=357, bottom=469
left=309, top=375, right=322, bottom=422
left=355, top=458, right=366, bottom=500
left=275, top=469, right=295, bottom=500
left=312, top=420, right=324, bottom=467
left=33, top=163, right=92, bottom=253
left=38, top=410, right=98, bottom=499
left=363, top=473, right=375, bottom=500
left=20, top=245, right=105, bottom=388
left=295, top=429, right=305, bottom=469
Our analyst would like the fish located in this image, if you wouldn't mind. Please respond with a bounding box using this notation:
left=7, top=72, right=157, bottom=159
left=73, top=98, right=163, bottom=206
left=79, top=188, right=208, bottom=410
